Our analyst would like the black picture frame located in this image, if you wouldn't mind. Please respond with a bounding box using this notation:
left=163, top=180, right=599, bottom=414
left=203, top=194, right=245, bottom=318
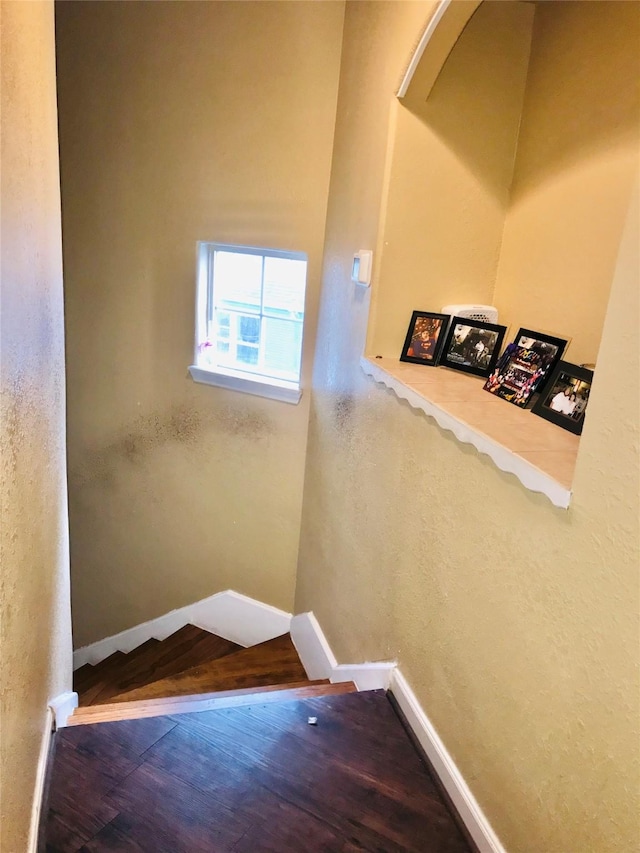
left=439, top=316, right=507, bottom=378
left=483, top=327, right=569, bottom=408
left=511, top=328, right=568, bottom=396
left=400, top=311, right=450, bottom=366
left=531, top=361, right=593, bottom=435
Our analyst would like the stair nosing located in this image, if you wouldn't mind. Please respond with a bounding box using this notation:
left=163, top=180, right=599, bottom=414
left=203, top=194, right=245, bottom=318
left=68, top=681, right=358, bottom=725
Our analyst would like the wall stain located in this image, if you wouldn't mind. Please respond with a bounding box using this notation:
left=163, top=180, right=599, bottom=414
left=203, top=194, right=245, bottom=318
left=333, top=393, right=355, bottom=429
left=72, top=402, right=273, bottom=485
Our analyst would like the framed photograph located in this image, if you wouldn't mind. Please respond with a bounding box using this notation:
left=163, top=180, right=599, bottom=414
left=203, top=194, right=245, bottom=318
left=510, top=328, right=568, bottom=395
left=483, top=327, right=569, bottom=408
left=532, top=361, right=593, bottom=435
left=483, top=345, right=544, bottom=407
left=400, top=311, right=450, bottom=366
left=439, top=317, right=507, bottom=378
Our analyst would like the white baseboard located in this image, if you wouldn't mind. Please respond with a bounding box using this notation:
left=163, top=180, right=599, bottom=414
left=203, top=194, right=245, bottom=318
left=331, top=662, right=396, bottom=691
left=390, top=669, right=506, bottom=853
left=73, top=590, right=292, bottom=669
left=49, top=691, right=78, bottom=728
left=290, top=612, right=395, bottom=690
left=27, top=706, right=54, bottom=853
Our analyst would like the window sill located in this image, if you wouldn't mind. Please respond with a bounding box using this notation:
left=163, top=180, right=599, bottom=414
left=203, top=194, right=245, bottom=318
left=361, top=357, right=579, bottom=509
left=188, top=365, right=302, bottom=405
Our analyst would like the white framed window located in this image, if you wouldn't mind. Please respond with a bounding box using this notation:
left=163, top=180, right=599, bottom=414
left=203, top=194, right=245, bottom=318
left=189, top=243, right=308, bottom=404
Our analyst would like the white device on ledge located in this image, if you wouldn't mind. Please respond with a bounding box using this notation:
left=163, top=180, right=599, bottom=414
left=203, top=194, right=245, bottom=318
left=351, top=250, right=373, bottom=286
left=441, top=304, right=498, bottom=324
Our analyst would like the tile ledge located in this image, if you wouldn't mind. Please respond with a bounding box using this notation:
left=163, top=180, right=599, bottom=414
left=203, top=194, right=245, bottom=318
left=360, top=356, right=573, bottom=509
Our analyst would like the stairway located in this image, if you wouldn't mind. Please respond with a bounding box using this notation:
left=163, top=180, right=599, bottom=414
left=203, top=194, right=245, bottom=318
left=70, top=626, right=355, bottom=725
left=43, top=627, right=474, bottom=851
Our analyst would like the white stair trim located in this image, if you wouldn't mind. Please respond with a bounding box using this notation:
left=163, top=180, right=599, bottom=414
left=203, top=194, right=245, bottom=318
left=290, top=612, right=395, bottom=690
left=73, top=590, right=292, bottom=669
left=27, top=706, right=54, bottom=853
left=390, top=669, right=506, bottom=853
left=290, top=612, right=335, bottom=679
left=49, top=691, right=79, bottom=729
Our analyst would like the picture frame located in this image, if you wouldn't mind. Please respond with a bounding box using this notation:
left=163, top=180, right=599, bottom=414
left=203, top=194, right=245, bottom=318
left=510, top=328, right=568, bottom=396
left=531, top=361, right=593, bottom=435
left=400, top=311, right=450, bottom=366
left=483, top=327, right=569, bottom=408
left=439, top=316, right=507, bottom=378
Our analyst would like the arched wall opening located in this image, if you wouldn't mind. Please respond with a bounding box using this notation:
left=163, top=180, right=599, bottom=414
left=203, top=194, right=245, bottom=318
left=367, top=0, right=639, bottom=368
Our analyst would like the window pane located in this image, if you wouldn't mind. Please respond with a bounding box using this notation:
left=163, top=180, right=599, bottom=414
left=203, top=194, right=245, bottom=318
left=263, top=317, right=303, bottom=380
left=214, top=251, right=262, bottom=313
left=215, top=310, right=230, bottom=339
left=237, top=344, right=259, bottom=366
left=238, top=315, right=260, bottom=344
left=263, top=257, right=306, bottom=319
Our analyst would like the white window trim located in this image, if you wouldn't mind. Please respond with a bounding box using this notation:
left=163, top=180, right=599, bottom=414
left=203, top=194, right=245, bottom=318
left=188, top=364, right=302, bottom=404
left=189, top=242, right=306, bottom=405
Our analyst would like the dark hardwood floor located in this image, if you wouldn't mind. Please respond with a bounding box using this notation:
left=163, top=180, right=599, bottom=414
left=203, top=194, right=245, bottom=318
left=43, top=690, right=472, bottom=853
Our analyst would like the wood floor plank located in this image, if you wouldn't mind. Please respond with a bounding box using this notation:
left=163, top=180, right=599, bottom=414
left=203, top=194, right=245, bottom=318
left=102, top=763, right=248, bottom=852
left=77, top=815, right=149, bottom=853
left=88, top=626, right=242, bottom=706
left=44, top=691, right=472, bottom=853
left=231, top=790, right=352, bottom=852
left=112, top=633, right=307, bottom=703
left=60, top=714, right=178, bottom=755
left=45, top=796, right=118, bottom=853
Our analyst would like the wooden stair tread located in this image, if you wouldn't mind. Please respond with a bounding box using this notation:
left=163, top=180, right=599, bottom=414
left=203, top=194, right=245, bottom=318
left=87, top=625, right=241, bottom=706
left=111, top=633, right=307, bottom=703
left=74, top=651, right=130, bottom=705
left=67, top=680, right=357, bottom=725
left=74, top=647, right=141, bottom=696
left=74, top=638, right=160, bottom=705
left=74, top=644, right=156, bottom=695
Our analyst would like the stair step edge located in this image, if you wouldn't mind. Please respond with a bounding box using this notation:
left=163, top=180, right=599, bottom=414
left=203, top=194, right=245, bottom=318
left=73, top=679, right=332, bottom=714
left=67, top=681, right=358, bottom=725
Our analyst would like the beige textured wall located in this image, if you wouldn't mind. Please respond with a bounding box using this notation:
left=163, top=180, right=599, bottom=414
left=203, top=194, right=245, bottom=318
left=493, top=1, right=640, bottom=364
left=369, top=1, right=534, bottom=357
left=56, top=1, right=344, bottom=647
left=0, top=1, right=73, bottom=849
left=297, top=2, right=639, bottom=851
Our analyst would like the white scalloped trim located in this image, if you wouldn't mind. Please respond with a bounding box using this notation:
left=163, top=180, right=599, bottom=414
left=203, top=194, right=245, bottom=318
left=360, top=357, right=572, bottom=509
